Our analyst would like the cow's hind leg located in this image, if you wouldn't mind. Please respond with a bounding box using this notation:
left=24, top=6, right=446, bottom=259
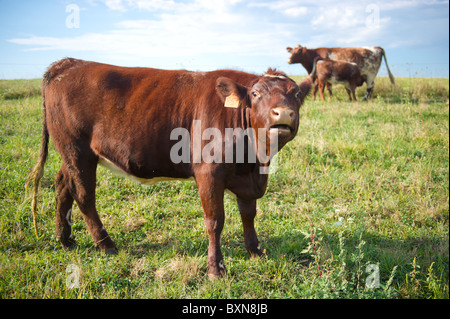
left=62, top=145, right=117, bottom=254
left=365, top=87, right=374, bottom=100
left=237, top=198, right=263, bottom=258
left=351, top=88, right=357, bottom=101
left=345, top=88, right=353, bottom=101
left=55, top=164, right=76, bottom=249
left=318, top=82, right=326, bottom=101
left=363, top=78, right=375, bottom=100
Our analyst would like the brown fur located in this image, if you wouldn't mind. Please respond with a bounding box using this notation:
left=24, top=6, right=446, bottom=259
left=27, top=58, right=312, bottom=277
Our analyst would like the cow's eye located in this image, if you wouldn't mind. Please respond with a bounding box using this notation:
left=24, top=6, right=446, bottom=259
left=251, top=91, right=260, bottom=98
left=295, top=91, right=302, bottom=99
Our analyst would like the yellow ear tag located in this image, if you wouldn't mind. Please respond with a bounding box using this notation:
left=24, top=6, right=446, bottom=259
left=224, top=93, right=239, bottom=108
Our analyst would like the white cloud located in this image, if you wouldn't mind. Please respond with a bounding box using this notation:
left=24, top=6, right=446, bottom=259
left=301, top=2, right=397, bottom=47
left=248, top=0, right=309, bottom=17
left=283, top=7, right=307, bottom=17
left=8, top=0, right=288, bottom=66
left=97, top=0, right=178, bottom=11
left=311, top=7, right=362, bottom=28
left=96, top=0, right=244, bottom=12
left=100, top=0, right=127, bottom=11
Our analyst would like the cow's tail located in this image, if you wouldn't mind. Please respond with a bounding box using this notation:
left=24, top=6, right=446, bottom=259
left=25, top=82, right=49, bottom=239
left=381, top=48, right=395, bottom=85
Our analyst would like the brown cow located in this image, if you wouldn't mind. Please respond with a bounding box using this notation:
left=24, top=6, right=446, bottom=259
left=311, top=57, right=364, bottom=101
left=26, top=58, right=312, bottom=278
left=286, top=45, right=395, bottom=100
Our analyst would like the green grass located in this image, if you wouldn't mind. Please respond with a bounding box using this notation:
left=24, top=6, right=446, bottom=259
left=0, top=77, right=448, bottom=299
left=0, top=79, right=41, bottom=100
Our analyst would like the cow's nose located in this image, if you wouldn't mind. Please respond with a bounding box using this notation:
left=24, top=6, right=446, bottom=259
left=270, top=107, right=295, bottom=124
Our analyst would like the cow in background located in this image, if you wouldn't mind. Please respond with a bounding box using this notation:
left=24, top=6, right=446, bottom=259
left=311, top=57, right=365, bottom=101
left=286, top=45, right=395, bottom=100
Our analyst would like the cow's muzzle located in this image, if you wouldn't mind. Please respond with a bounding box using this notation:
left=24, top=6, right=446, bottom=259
left=269, top=107, right=295, bottom=136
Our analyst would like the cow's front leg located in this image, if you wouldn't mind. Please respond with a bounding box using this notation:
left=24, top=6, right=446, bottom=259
left=196, top=174, right=226, bottom=278
left=237, top=198, right=263, bottom=258
left=326, top=82, right=333, bottom=98
left=312, top=82, right=318, bottom=100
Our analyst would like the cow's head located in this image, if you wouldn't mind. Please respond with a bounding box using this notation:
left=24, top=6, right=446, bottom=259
left=216, top=69, right=311, bottom=163
left=286, top=45, right=308, bottom=64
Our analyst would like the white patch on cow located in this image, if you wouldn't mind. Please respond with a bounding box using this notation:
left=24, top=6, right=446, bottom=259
left=362, top=46, right=378, bottom=53
left=362, top=52, right=382, bottom=89
left=66, top=208, right=72, bottom=226
left=264, top=74, right=287, bottom=80
left=328, top=77, right=351, bottom=89
left=218, top=260, right=225, bottom=270
left=98, top=156, right=194, bottom=185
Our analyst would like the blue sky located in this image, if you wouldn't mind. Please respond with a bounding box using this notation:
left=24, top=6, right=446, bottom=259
left=0, top=0, right=448, bottom=79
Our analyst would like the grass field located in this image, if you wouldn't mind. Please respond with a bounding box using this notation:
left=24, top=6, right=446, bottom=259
left=0, top=76, right=448, bottom=299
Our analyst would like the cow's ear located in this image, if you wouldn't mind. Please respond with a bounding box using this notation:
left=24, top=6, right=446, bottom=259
left=286, top=47, right=293, bottom=53
left=297, top=77, right=312, bottom=102
left=216, top=77, right=248, bottom=108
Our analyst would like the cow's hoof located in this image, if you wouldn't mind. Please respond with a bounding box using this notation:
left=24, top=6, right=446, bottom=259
left=59, top=236, right=77, bottom=250
left=249, top=248, right=266, bottom=259
left=208, top=270, right=226, bottom=280
left=104, top=247, right=119, bottom=255
left=207, top=262, right=226, bottom=280
left=208, top=273, right=221, bottom=281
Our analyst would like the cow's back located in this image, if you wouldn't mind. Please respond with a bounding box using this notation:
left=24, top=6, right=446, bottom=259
left=44, top=58, right=256, bottom=133
left=325, top=47, right=383, bottom=78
